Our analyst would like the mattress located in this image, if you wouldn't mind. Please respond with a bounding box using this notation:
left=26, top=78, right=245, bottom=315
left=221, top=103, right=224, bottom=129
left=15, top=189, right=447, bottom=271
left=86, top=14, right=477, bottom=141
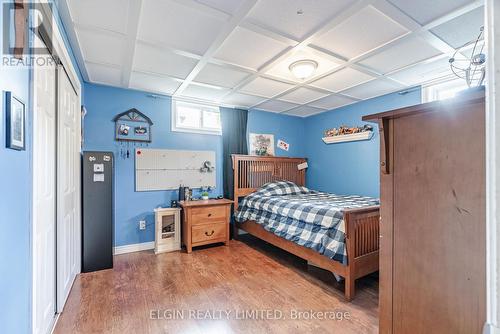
left=234, top=181, right=379, bottom=264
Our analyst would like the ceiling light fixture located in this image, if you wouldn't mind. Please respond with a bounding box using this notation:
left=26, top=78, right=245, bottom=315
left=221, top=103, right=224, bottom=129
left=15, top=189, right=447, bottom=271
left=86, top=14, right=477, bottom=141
left=289, top=60, right=318, bottom=80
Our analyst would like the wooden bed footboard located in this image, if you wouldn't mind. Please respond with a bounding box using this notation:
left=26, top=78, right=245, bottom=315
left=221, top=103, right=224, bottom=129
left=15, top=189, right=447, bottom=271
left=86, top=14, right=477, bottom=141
left=343, top=206, right=380, bottom=299
left=231, top=155, right=380, bottom=300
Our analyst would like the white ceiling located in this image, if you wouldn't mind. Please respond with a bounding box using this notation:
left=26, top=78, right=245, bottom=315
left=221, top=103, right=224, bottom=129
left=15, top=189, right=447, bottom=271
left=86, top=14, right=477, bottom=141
left=57, top=0, right=484, bottom=117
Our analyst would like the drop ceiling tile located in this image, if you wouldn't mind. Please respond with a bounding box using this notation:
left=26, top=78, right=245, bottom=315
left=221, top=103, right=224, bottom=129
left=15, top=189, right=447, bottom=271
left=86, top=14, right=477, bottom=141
left=133, top=43, right=198, bottom=79
left=240, top=77, right=294, bottom=98
left=180, top=83, right=230, bottom=101
left=265, top=46, right=343, bottom=83
left=312, top=5, right=409, bottom=59
left=214, top=27, right=289, bottom=70
left=342, top=79, right=404, bottom=100
left=195, top=0, right=246, bottom=15
left=129, top=72, right=181, bottom=95
left=67, top=0, right=129, bottom=33
left=86, top=63, right=122, bottom=86
left=246, top=0, right=351, bottom=40
left=279, top=87, right=328, bottom=104
left=285, top=105, right=325, bottom=117
left=76, top=29, right=125, bottom=66
left=309, top=94, right=357, bottom=110
left=387, top=57, right=452, bottom=86
left=138, top=0, right=224, bottom=55
left=388, top=0, right=474, bottom=25
left=431, top=7, right=484, bottom=49
left=460, top=44, right=483, bottom=59
left=359, top=36, right=442, bottom=74
left=195, top=63, right=250, bottom=88
left=254, top=100, right=299, bottom=113
left=222, top=93, right=267, bottom=107
left=311, top=67, right=375, bottom=92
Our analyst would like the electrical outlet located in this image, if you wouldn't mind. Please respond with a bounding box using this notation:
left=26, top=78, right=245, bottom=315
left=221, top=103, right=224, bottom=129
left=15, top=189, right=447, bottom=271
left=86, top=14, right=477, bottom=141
left=139, top=220, right=146, bottom=230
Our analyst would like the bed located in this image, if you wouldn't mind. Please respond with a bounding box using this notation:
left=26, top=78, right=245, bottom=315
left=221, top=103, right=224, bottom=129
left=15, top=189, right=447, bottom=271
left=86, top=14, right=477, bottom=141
left=232, top=155, right=380, bottom=301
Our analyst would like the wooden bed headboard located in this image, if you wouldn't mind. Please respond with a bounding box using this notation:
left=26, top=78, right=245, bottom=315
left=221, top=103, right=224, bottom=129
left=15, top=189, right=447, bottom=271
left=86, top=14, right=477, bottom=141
left=232, top=154, right=307, bottom=202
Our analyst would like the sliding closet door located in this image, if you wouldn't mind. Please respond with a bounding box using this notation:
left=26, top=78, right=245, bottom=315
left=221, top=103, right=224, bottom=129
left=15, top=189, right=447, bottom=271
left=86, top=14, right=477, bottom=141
left=33, top=34, right=57, bottom=334
left=56, top=66, right=81, bottom=312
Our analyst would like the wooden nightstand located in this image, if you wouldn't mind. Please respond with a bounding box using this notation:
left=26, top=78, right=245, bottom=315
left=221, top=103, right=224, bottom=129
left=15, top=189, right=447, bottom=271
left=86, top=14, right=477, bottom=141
left=179, top=199, right=233, bottom=253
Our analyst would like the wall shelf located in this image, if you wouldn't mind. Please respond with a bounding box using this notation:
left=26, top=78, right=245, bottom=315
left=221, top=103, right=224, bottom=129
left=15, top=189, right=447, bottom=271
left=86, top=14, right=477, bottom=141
left=322, top=131, right=373, bottom=144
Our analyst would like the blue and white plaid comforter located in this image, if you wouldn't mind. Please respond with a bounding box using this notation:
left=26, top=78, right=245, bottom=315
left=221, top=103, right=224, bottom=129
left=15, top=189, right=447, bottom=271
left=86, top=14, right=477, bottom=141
left=234, top=181, right=379, bottom=264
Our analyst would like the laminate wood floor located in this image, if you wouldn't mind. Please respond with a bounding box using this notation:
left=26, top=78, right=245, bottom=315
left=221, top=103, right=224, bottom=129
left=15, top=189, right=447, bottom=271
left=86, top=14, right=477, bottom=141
left=54, top=235, right=378, bottom=334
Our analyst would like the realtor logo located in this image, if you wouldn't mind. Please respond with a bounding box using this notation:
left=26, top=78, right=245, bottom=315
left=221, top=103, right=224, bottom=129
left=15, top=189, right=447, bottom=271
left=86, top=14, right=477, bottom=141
left=2, top=1, right=54, bottom=66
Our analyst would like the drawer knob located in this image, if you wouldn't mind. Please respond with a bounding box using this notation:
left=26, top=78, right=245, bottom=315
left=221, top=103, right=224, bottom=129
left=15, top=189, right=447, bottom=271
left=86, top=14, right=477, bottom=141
left=207, top=213, right=212, bottom=217
left=205, top=230, right=215, bottom=236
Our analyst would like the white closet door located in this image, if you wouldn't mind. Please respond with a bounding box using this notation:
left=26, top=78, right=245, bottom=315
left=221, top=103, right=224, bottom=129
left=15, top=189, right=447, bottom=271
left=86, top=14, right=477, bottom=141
left=56, top=66, right=80, bottom=312
left=33, top=34, right=57, bottom=334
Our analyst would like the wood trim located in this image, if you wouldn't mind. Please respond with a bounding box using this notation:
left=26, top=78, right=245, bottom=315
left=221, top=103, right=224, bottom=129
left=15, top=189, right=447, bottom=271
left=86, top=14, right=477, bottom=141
left=378, top=119, right=390, bottom=175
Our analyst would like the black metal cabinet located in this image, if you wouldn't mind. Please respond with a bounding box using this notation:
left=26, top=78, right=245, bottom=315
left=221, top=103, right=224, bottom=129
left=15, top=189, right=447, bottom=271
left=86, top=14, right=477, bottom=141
left=82, top=151, right=114, bottom=272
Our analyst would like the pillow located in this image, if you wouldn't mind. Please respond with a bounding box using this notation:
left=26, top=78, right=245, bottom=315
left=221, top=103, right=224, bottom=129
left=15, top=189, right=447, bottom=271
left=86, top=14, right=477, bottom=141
left=255, top=180, right=309, bottom=196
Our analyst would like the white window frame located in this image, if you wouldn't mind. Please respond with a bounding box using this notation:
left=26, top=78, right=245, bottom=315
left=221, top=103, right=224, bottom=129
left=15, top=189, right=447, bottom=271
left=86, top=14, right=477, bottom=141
left=422, top=78, right=471, bottom=103
left=171, top=99, right=222, bottom=136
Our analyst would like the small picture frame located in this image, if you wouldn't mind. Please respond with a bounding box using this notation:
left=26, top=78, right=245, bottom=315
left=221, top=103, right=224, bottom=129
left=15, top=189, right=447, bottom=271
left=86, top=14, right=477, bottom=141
left=249, top=133, right=275, bottom=156
left=5, top=91, right=25, bottom=150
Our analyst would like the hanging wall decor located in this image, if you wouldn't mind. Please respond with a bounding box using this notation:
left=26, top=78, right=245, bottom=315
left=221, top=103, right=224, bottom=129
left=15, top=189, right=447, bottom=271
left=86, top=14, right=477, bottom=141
left=249, top=133, right=275, bottom=156
left=113, top=108, right=153, bottom=143
left=322, top=124, right=373, bottom=144
left=113, top=108, right=153, bottom=160
left=5, top=91, right=26, bottom=151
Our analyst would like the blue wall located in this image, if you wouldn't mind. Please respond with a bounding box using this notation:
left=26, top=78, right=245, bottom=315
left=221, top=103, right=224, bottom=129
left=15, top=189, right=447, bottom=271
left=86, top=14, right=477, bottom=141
left=83, top=84, right=306, bottom=247
left=304, top=89, right=421, bottom=197
left=0, top=54, right=32, bottom=334
left=247, top=109, right=305, bottom=157
left=0, top=1, right=84, bottom=332
left=0, top=3, right=32, bottom=333
left=83, top=84, right=223, bottom=246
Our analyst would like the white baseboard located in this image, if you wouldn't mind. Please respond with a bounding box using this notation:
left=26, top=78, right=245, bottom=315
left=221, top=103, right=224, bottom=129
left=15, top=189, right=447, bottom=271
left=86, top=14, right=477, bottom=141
left=113, top=241, right=155, bottom=255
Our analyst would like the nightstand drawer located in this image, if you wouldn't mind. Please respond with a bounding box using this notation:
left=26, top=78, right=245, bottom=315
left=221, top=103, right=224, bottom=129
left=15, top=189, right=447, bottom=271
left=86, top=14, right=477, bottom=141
left=191, top=222, right=226, bottom=244
left=191, top=206, right=226, bottom=224
left=180, top=199, right=233, bottom=253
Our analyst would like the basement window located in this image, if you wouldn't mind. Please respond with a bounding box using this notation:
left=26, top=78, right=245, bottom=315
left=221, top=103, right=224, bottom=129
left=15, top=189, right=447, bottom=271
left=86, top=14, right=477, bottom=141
left=422, top=78, right=470, bottom=103
left=172, top=100, right=221, bottom=135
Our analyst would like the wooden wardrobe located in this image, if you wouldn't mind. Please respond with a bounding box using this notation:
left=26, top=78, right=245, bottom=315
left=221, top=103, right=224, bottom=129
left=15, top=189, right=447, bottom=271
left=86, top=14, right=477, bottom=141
left=363, top=88, right=486, bottom=334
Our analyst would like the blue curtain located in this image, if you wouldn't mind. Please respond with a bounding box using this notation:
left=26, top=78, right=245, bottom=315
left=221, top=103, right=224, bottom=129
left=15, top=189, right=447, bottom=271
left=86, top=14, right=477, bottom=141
left=220, top=107, right=248, bottom=199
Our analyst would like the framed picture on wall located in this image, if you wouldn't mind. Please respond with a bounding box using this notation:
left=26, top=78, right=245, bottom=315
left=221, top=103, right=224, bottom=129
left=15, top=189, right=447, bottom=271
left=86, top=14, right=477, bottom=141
left=249, top=133, right=275, bottom=156
left=5, top=91, right=25, bottom=151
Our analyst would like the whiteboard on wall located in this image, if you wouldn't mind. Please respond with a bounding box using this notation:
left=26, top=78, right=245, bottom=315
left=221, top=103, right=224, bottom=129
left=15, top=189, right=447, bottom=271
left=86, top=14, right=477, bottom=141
left=135, top=149, right=216, bottom=191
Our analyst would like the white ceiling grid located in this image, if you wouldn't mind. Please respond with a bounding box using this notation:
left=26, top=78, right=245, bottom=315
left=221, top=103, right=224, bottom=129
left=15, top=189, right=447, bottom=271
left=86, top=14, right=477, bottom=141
left=58, top=0, right=484, bottom=117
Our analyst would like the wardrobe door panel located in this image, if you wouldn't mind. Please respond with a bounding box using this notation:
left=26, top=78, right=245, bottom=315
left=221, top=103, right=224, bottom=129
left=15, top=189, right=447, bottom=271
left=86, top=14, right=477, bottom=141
left=392, top=102, right=485, bottom=334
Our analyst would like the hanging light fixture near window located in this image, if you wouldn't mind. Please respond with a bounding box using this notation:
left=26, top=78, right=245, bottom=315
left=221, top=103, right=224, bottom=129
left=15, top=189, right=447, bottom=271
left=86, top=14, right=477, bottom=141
left=289, top=59, right=318, bottom=80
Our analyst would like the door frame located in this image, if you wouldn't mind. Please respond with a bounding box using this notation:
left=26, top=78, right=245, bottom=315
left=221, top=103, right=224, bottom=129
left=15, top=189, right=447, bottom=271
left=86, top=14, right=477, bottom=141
left=31, top=3, right=82, bottom=333
left=485, top=0, right=499, bottom=333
